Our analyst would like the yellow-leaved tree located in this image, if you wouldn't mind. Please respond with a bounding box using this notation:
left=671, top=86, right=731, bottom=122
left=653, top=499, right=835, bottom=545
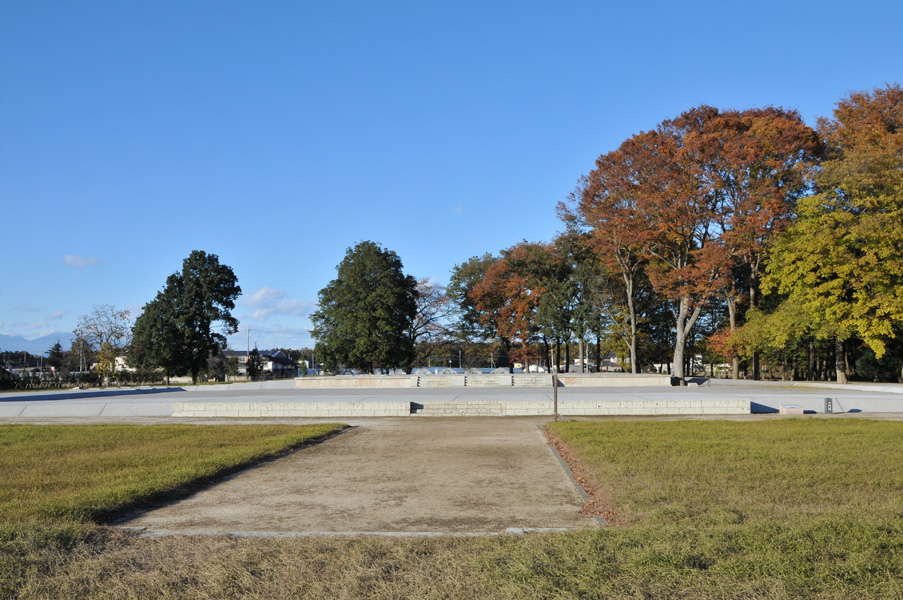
left=764, top=84, right=903, bottom=383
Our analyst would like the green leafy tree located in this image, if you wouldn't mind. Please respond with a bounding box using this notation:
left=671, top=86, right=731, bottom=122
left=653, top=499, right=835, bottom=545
left=131, top=250, right=241, bottom=383
left=225, top=355, right=240, bottom=379
left=130, top=282, right=188, bottom=382
left=448, top=253, right=498, bottom=343
left=46, top=341, right=64, bottom=372
left=311, top=241, right=418, bottom=373
left=764, top=84, right=903, bottom=383
left=247, top=348, right=263, bottom=380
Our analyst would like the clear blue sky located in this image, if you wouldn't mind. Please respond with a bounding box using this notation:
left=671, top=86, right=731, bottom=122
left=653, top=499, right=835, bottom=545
left=2, top=1, right=901, bottom=351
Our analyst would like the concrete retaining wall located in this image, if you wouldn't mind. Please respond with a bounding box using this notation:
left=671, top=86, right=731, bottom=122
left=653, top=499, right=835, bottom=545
left=412, top=397, right=749, bottom=417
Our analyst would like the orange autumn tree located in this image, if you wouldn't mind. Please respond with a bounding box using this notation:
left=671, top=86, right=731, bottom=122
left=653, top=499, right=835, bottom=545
left=692, top=107, right=821, bottom=378
left=469, top=242, right=551, bottom=372
left=570, top=105, right=820, bottom=383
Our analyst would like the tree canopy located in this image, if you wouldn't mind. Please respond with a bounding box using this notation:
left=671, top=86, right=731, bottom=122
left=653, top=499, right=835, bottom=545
left=764, top=84, right=903, bottom=372
left=564, top=105, right=820, bottom=382
left=311, top=241, right=418, bottom=373
left=130, top=250, right=241, bottom=383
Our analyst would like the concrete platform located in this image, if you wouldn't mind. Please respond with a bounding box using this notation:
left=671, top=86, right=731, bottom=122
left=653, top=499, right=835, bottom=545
left=2, top=380, right=903, bottom=419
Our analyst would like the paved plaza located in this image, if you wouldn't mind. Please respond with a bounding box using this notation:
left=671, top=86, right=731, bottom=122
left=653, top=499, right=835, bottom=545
left=1, top=379, right=902, bottom=419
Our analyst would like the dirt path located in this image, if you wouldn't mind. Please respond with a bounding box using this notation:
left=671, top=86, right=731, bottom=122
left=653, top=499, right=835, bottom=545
left=119, top=417, right=595, bottom=534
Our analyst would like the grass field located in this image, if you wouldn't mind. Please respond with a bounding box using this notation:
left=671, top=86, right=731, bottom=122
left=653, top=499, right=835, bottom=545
left=2, top=419, right=902, bottom=599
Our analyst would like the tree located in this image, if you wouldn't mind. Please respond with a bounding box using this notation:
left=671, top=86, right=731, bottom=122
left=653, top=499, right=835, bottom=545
left=247, top=348, right=263, bottom=380
left=46, top=340, right=64, bottom=372
left=569, top=105, right=819, bottom=383
left=470, top=242, right=551, bottom=372
left=764, top=84, right=903, bottom=384
left=448, top=253, right=498, bottom=343
left=570, top=108, right=731, bottom=383
left=74, top=305, right=132, bottom=383
left=130, top=283, right=187, bottom=382
left=311, top=241, right=418, bottom=373
left=563, top=171, right=650, bottom=373
left=68, top=336, right=93, bottom=373
left=408, top=278, right=454, bottom=366
left=131, top=250, right=241, bottom=383
left=693, top=107, right=820, bottom=379
left=225, top=355, right=240, bottom=379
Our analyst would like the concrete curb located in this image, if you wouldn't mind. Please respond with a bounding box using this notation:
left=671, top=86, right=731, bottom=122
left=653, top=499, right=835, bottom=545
left=540, top=425, right=607, bottom=528
left=115, top=527, right=577, bottom=538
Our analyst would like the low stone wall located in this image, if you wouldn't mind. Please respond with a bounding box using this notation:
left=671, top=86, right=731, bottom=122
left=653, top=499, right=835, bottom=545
left=413, top=397, right=749, bottom=417
left=295, top=373, right=673, bottom=389
left=556, top=373, right=671, bottom=387
left=172, top=396, right=750, bottom=418
left=171, top=401, right=411, bottom=418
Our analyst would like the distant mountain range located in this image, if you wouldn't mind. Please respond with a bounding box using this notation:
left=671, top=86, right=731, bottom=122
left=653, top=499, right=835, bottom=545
left=0, top=332, right=76, bottom=354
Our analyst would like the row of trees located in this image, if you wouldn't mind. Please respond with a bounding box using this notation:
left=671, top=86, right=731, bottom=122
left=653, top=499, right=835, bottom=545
left=310, top=84, right=901, bottom=383
left=444, top=84, right=902, bottom=383
left=13, top=86, right=894, bottom=383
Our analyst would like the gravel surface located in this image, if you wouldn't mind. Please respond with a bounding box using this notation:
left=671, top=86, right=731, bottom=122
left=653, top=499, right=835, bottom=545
left=117, top=417, right=596, bottom=535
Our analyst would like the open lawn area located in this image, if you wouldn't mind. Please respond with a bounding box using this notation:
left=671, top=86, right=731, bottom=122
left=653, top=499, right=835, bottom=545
left=1, top=419, right=902, bottom=599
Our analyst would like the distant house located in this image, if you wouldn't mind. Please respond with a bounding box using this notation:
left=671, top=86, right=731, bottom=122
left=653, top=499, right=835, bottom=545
left=223, top=350, right=300, bottom=379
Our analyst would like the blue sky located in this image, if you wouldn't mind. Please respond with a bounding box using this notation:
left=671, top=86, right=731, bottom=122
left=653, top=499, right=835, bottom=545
left=2, top=1, right=901, bottom=351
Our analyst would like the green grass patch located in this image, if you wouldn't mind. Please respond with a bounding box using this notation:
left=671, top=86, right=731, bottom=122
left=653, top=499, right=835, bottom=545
left=546, top=419, right=903, bottom=528
left=540, top=419, right=903, bottom=598
left=0, top=423, right=344, bottom=525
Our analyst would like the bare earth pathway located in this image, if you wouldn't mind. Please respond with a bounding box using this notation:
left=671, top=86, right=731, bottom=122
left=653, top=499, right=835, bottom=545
left=119, top=417, right=595, bottom=535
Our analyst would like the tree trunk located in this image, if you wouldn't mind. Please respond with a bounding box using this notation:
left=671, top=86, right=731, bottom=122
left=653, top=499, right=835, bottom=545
left=565, top=341, right=570, bottom=373
left=726, top=294, right=740, bottom=379
left=673, top=338, right=685, bottom=384
left=750, top=274, right=761, bottom=380
left=671, top=296, right=703, bottom=386
left=835, top=338, right=848, bottom=384
left=808, top=341, right=815, bottom=381
left=596, top=335, right=602, bottom=373
left=577, top=337, right=584, bottom=374
left=845, top=346, right=854, bottom=379
left=555, top=337, right=561, bottom=373
left=626, top=277, right=639, bottom=374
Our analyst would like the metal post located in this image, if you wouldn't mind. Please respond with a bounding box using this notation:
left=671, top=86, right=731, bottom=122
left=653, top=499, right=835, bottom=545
left=553, top=374, right=559, bottom=421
